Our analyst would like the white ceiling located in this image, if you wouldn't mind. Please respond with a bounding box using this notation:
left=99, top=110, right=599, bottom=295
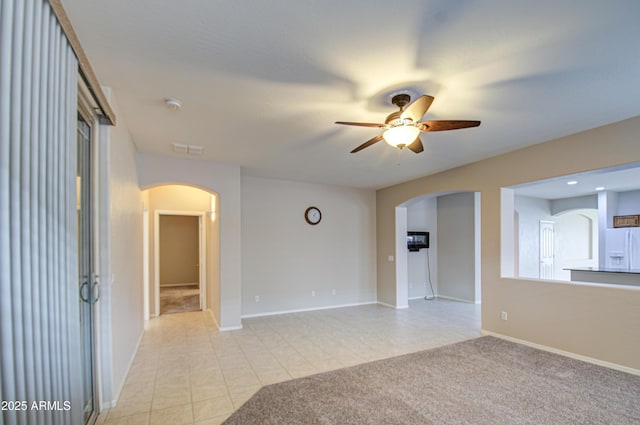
left=512, top=162, right=640, bottom=200
left=61, top=0, right=640, bottom=189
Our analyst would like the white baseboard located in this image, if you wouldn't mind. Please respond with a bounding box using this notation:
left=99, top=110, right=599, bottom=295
left=206, top=308, right=242, bottom=331
left=377, top=301, right=408, bottom=309
left=437, top=294, right=481, bottom=304
left=105, top=329, right=145, bottom=408
left=408, top=295, right=439, bottom=301
left=206, top=308, right=222, bottom=330
left=159, top=282, right=198, bottom=287
left=241, top=301, right=378, bottom=319
left=219, top=325, right=243, bottom=331
left=481, top=330, right=640, bottom=376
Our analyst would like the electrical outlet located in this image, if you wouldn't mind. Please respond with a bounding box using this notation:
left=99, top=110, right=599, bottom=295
left=501, top=311, right=508, bottom=321
left=409, top=283, right=413, bottom=289
left=332, top=289, right=336, bottom=295
left=311, top=290, right=316, bottom=297
left=255, top=295, right=260, bottom=303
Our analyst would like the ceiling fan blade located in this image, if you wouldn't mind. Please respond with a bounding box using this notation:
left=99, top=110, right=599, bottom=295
left=400, top=95, right=434, bottom=123
left=420, top=120, right=481, bottom=132
left=351, top=134, right=384, bottom=153
left=406, top=137, right=424, bottom=153
left=335, top=121, right=386, bottom=128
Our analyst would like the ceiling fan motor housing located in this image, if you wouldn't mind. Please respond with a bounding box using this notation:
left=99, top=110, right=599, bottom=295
left=391, top=93, right=411, bottom=109
left=386, top=94, right=414, bottom=126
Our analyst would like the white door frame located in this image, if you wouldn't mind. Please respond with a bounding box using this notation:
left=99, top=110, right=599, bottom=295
left=153, top=210, right=207, bottom=315
left=143, top=208, right=149, bottom=320
left=394, top=206, right=409, bottom=309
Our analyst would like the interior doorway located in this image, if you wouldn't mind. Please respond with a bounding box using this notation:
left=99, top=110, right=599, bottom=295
left=142, top=184, right=220, bottom=322
left=158, top=214, right=202, bottom=314
left=396, top=191, right=482, bottom=308
left=155, top=211, right=206, bottom=315
left=553, top=209, right=598, bottom=280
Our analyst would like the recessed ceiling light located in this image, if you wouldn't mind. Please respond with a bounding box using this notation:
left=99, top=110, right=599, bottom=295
left=595, top=186, right=605, bottom=191
left=567, top=180, right=578, bottom=185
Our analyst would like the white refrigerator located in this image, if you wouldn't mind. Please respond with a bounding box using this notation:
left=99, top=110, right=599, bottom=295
left=605, top=227, right=640, bottom=270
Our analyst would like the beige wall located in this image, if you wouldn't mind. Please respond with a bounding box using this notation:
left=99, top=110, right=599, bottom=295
left=377, top=115, right=640, bottom=370
left=159, top=215, right=199, bottom=286
left=102, top=89, right=144, bottom=404
left=241, top=176, right=376, bottom=316
left=437, top=192, right=479, bottom=302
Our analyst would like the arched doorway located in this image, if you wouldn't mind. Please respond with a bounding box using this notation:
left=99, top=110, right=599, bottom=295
left=141, top=184, right=221, bottom=322
left=553, top=209, right=598, bottom=280
left=395, top=191, right=482, bottom=307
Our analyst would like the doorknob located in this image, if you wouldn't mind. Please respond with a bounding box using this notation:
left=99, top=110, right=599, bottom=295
left=80, top=279, right=90, bottom=303
left=91, top=274, right=100, bottom=304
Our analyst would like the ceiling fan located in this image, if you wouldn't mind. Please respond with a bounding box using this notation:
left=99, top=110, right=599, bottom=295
left=336, top=94, right=480, bottom=154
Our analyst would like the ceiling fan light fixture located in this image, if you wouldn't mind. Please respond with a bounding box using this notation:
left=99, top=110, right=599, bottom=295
left=383, top=125, right=420, bottom=149
left=336, top=94, right=479, bottom=154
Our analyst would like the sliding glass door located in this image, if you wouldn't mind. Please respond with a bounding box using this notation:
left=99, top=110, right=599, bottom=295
left=77, top=111, right=98, bottom=424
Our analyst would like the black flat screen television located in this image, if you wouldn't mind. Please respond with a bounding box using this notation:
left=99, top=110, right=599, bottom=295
left=407, top=231, right=429, bottom=251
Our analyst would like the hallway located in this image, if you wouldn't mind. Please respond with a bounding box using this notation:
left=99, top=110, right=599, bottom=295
left=160, top=285, right=201, bottom=315
left=98, top=300, right=481, bottom=425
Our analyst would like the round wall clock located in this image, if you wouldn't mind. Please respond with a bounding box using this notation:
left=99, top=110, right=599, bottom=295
left=304, top=206, right=322, bottom=225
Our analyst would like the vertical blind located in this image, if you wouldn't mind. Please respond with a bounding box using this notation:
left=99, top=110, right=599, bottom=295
left=0, top=0, right=83, bottom=424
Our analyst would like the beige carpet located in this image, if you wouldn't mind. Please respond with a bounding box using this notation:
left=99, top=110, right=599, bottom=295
left=223, top=336, right=640, bottom=425
left=159, top=285, right=200, bottom=315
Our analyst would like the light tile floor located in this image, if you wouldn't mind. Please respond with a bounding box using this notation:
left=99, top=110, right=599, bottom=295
left=97, top=299, right=481, bottom=425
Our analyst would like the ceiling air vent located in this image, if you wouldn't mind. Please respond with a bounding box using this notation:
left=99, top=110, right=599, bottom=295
left=172, top=143, right=204, bottom=156
left=188, top=145, right=204, bottom=155
left=172, top=143, right=188, bottom=153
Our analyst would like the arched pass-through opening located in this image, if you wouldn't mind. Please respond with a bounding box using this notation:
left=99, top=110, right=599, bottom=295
left=553, top=209, right=598, bottom=281
left=395, top=191, right=482, bottom=308
left=141, top=184, right=221, bottom=325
